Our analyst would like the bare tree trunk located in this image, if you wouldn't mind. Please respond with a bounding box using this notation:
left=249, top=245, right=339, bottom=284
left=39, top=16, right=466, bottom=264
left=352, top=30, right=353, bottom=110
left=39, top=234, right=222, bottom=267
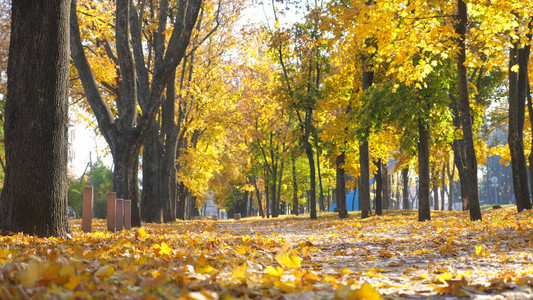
left=252, top=176, right=264, bottom=218
left=292, top=155, right=299, bottom=216
left=456, top=0, right=482, bottom=220
left=382, top=161, right=390, bottom=210
left=441, top=165, right=446, bottom=210
left=336, top=153, right=348, bottom=218
left=0, top=0, right=70, bottom=237
left=375, top=159, right=383, bottom=216
left=418, top=119, right=431, bottom=221
left=402, top=167, right=410, bottom=209
left=317, top=149, right=326, bottom=212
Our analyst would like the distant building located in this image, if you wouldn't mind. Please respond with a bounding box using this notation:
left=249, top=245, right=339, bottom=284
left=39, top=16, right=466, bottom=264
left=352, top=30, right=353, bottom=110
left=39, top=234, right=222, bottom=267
left=200, top=192, right=226, bottom=219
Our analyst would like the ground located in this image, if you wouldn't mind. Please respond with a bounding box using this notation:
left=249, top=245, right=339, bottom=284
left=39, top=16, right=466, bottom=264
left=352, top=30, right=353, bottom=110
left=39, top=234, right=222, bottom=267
left=0, top=207, right=532, bottom=299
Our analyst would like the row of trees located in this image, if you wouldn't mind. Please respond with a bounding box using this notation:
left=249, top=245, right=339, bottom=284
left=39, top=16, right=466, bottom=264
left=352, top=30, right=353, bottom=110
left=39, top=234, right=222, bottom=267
left=0, top=0, right=532, bottom=236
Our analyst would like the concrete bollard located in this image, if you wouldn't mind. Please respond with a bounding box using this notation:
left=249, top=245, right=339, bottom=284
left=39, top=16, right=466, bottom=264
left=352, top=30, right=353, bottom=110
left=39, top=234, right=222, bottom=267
left=82, top=186, right=93, bottom=233
left=124, top=200, right=131, bottom=229
left=107, top=192, right=116, bottom=232
left=234, top=213, right=241, bottom=220
left=116, top=198, right=124, bottom=231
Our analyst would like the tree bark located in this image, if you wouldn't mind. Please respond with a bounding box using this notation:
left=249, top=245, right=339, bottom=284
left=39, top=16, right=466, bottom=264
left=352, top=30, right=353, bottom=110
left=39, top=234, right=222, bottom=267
left=360, top=53, right=373, bottom=219
left=447, top=161, right=455, bottom=211
left=455, top=0, right=482, bottom=220
left=382, top=161, right=390, bottom=210
left=375, top=159, right=383, bottom=216
left=292, top=155, right=299, bottom=216
left=512, top=17, right=533, bottom=212
left=303, top=133, right=317, bottom=219
left=336, top=152, right=348, bottom=218
left=317, top=148, right=326, bottom=212
left=252, top=176, right=264, bottom=218
left=418, top=119, right=431, bottom=221
left=441, top=165, right=446, bottom=211
left=0, top=0, right=70, bottom=237
left=402, top=167, right=410, bottom=209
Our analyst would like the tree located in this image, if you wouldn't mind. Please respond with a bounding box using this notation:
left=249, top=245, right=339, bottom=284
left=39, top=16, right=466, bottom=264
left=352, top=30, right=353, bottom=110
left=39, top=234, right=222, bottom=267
left=0, top=0, right=70, bottom=237
left=455, top=0, right=482, bottom=221
left=70, top=0, right=202, bottom=226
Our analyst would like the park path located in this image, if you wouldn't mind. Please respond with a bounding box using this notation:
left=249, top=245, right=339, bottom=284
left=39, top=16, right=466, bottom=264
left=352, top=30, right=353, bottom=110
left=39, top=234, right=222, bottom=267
left=215, top=210, right=533, bottom=299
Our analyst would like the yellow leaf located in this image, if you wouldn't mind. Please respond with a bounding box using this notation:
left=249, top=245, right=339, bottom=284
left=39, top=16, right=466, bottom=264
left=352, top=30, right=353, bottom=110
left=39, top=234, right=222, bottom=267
left=266, top=265, right=284, bottom=277
left=16, top=259, right=47, bottom=288
left=64, top=275, right=84, bottom=290
left=95, top=265, right=115, bottom=278
left=276, top=253, right=302, bottom=269
left=232, top=263, right=247, bottom=283
left=475, top=245, right=483, bottom=256
left=136, top=227, right=147, bottom=239
left=510, top=64, right=519, bottom=73
left=351, top=283, right=382, bottom=300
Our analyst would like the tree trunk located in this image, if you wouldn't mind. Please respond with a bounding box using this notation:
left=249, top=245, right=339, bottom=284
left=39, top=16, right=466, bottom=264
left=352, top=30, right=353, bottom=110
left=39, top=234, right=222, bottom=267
left=375, top=159, right=383, bottom=216
left=265, top=166, right=270, bottom=218
left=141, top=128, right=163, bottom=223
left=292, top=155, right=299, bottom=216
left=252, top=176, right=264, bottom=218
left=418, top=119, right=431, bottom=221
left=360, top=53, right=373, bottom=219
left=511, top=19, right=533, bottom=212
left=113, top=140, right=142, bottom=226
left=433, top=185, right=439, bottom=211
left=456, top=0, right=482, bottom=221
left=336, top=152, right=348, bottom=218
left=304, top=137, right=317, bottom=219
left=382, top=161, right=390, bottom=210
left=402, top=167, right=410, bottom=209
left=360, top=141, right=371, bottom=218
left=448, top=161, right=455, bottom=211
left=441, top=165, right=446, bottom=210
left=0, top=0, right=70, bottom=237
left=317, top=149, right=326, bottom=212
left=276, top=159, right=285, bottom=216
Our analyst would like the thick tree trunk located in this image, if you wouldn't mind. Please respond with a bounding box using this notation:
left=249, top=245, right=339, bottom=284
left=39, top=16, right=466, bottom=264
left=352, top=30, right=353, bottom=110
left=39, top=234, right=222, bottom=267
left=418, top=119, right=431, bottom=221
left=113, top=141, right=142, bottom=226
left=336, top=153, right=348, bottom=218
left=292, top=156, right=299, bottom=216
left=402, top=168, right=410, bottom=209
left=0, top=0, right=70, bottom=237
left=360, top=141, right=371, bottom=218
left=511, top=24, right=533, bottom=212
left=508, top=43, right=531, bottom=213
left=176, top=182, right=187, bottom=220
left=456, top=0, right=482, bottom=221
left=375, top=159, right=383, bottom=216
left=141, top=128, right=163, bottom=223
left=360, top=53, right=373, bottom=219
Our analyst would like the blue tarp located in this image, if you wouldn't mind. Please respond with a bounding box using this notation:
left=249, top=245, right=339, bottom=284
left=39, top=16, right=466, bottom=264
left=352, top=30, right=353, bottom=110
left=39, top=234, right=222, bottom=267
left=329, top=189, right=359, bottom=212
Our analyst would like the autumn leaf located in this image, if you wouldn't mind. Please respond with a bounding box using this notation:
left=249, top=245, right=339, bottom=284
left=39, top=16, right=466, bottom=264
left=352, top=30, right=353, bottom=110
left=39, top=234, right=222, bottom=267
left=275, top=253, right=302, bottom=269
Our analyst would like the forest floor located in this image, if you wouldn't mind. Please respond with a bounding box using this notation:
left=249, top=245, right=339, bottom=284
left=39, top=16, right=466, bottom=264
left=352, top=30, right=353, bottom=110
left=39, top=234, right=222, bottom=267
left=0, top=207, right=532, bottom=299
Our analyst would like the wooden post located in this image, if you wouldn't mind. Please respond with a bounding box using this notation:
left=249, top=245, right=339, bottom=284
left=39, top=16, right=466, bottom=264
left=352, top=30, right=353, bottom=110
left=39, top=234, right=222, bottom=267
left=116, top=198, right=124, bottom=231
left=124, top=200, right=131, bottom=229
left=107, top=192, right=116, bottom=232
left=82, top=186, right=93, bottom=233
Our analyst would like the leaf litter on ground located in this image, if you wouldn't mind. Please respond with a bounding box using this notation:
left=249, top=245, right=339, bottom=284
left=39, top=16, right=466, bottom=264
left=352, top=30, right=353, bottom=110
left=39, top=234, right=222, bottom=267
left=0, top=207, right=532, bottom=299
